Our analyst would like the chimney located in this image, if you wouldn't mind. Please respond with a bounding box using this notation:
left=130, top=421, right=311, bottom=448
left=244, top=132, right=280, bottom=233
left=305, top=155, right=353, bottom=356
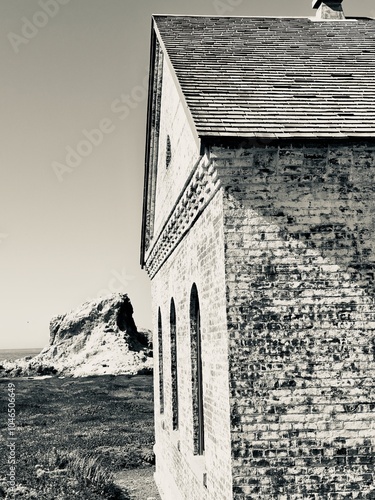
left=312, top=0, right=345, bottom=20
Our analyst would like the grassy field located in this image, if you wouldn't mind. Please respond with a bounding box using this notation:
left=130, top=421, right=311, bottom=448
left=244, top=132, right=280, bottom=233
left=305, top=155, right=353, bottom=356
left=0, top=375, right=156, bottom=499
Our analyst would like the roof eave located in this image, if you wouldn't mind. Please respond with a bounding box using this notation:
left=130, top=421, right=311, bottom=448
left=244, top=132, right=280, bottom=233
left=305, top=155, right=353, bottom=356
left=200, top=132, right=375, bottom=148
left=140, top=20, right=157, bottom=269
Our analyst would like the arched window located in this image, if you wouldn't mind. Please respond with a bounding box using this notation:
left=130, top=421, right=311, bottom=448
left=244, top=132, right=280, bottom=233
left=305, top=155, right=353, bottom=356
left=190, top=284, right=205, bottom=455
left=170, top=299, right=178, bottom=430
left=158, top=308, right=164, bottom=414
left=166, top=135, right=172, bottom=168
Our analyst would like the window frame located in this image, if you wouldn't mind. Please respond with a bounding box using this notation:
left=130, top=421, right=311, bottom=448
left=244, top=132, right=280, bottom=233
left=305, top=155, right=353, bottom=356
left=170, top=299, right=179, bottom=430
left=190, top=284, right=205, bottom=455
left=158, top=308, right=164, bottom=414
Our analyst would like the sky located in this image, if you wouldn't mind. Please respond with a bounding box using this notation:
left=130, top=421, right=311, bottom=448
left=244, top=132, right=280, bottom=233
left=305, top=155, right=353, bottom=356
left=1, top=0, right=374, bottom=349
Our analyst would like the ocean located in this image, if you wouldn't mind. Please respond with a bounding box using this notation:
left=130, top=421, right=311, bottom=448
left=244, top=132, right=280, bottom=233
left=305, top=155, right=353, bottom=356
left=0, top=348, right=42, bottom=363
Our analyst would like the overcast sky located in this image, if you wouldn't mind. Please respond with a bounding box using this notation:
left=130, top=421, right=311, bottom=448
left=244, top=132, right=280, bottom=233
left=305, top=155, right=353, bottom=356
left=1, top=0, right=374, bottom=349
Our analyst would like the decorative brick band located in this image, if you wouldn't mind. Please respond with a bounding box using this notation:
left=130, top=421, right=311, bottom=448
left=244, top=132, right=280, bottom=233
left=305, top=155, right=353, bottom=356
left=144, top=156, right=221, bottom=278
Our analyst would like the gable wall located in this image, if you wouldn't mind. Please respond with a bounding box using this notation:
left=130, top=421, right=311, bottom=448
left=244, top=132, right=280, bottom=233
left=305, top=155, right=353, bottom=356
left=151, top=54, right=199, bottom=244
left=212, top=141, right=375, bottom=498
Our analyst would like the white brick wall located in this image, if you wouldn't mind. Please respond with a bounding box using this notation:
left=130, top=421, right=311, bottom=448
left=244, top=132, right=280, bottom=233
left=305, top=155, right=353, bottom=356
left=153, top=58, right=199, bottom=238
left=151, top=190, right=233, bottom=500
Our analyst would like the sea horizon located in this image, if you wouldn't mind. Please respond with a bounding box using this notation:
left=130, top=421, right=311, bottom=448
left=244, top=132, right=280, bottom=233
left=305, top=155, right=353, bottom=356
left=0, top=348, right=42, bottom=362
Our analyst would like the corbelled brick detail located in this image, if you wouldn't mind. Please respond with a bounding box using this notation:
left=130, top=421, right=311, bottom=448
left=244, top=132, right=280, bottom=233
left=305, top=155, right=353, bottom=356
left=144, top=156, right=221, bottom=279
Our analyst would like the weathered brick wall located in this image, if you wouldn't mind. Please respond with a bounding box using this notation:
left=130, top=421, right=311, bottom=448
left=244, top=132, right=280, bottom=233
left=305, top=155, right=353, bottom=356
left=150, top=188, right=233, bottom=500
left=212, top=141, right=375, bottom=499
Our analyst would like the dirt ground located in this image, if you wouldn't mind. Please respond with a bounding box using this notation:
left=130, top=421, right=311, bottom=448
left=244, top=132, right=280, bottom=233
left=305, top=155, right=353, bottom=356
left=115, top=467, right=161, bottom=500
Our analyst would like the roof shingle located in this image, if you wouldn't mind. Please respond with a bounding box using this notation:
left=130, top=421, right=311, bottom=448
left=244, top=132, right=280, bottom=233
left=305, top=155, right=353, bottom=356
left=153, top=15, right=375, bottom=138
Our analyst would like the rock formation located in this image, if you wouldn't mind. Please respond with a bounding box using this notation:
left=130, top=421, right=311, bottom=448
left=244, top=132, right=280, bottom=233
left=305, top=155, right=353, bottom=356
left=0, top=294, right=153, bottom=377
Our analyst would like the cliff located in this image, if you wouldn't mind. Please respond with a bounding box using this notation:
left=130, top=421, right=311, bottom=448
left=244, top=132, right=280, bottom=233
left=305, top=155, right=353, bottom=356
left=1, top=294, right=153, bottom=377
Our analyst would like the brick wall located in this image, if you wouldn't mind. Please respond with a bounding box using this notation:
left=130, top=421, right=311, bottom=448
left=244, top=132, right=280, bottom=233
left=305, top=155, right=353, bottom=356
left=145, top=45, right=235, bottom=500
left=150, top=189, right=233, bottom=500
left=212, top=141, right=375, bottom=498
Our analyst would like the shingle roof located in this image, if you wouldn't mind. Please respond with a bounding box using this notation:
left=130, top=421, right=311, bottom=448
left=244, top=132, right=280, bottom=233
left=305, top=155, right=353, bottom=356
left=153, top=15, right=375, bottom=139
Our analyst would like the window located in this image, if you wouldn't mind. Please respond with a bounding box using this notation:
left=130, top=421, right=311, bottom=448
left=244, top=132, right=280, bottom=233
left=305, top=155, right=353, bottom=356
left=158, top=308, right=164, bottom=414
left=166, top=135, right=172, bottom=168
left=190, top=284, right=205, bottom=455
left=170, top=299, right=179, bottom=430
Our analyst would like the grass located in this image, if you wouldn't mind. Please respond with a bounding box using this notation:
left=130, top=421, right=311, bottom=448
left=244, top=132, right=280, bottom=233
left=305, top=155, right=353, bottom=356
left=0, top=374, right=155, bottom=499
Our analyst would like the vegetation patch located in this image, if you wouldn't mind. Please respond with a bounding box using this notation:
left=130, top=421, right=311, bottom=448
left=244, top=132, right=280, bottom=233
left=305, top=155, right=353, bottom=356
left=0, top=374, right=155, bottom=499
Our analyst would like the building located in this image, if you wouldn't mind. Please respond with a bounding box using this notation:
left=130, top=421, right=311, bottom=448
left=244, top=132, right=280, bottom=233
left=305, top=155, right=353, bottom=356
left=140, top=1, right=375, bottom=498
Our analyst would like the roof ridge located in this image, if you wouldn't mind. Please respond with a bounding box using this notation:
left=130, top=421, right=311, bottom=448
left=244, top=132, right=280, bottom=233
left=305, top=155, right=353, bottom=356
left=152, top=14, right=371, bottom=20
left=153, top=14, right=311, bottom=19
